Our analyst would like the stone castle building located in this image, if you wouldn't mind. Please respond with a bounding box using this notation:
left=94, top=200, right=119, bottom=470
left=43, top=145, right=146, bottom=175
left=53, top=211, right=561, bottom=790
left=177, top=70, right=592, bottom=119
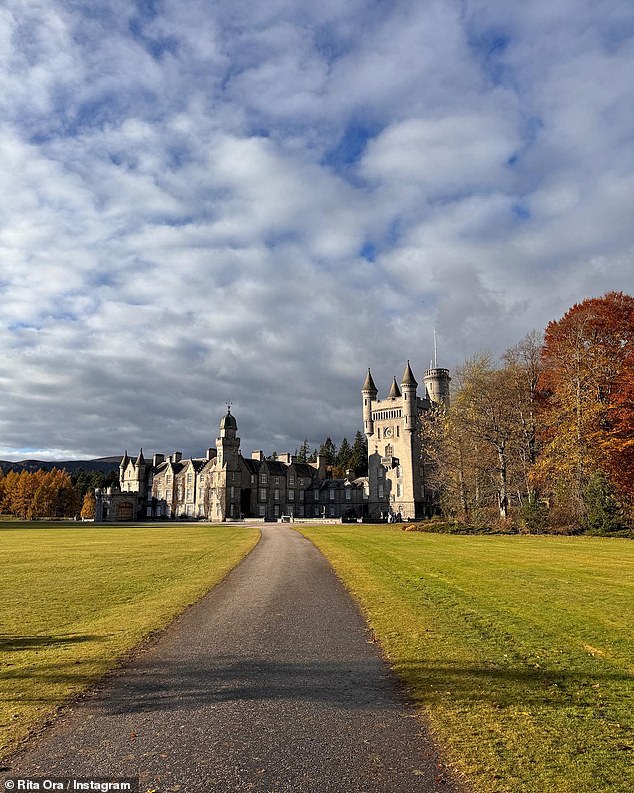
left=95, top=362, right=449, bottom=523
left=363, top=362, right=450, bottom=520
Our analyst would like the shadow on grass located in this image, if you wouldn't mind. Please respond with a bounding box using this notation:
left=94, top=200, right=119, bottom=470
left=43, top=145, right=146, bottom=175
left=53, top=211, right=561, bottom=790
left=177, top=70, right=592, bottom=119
left=2, top=655, right=630, bottom=713
left=0, top=635, right=105, bottom=651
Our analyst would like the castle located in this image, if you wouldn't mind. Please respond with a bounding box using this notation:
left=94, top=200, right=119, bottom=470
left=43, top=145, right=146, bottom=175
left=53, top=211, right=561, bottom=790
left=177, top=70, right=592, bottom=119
left=94, top=362, right=449, bottom=522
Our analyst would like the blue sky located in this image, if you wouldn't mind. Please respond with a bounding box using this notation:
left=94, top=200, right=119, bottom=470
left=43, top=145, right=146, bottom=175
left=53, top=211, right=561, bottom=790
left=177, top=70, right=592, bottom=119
left=0, top=0, right=633, bottom=460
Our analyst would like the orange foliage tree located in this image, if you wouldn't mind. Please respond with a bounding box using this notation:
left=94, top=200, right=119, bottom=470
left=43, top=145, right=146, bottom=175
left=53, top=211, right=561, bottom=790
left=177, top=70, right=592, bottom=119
left=535, top=291, right=634, bottom=524
left=0, top=468, right=78, bottom=519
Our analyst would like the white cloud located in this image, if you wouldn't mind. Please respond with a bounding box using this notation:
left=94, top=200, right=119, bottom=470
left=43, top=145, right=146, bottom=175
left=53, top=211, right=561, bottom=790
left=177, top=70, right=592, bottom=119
left=0, top=0, right=632, bottom=461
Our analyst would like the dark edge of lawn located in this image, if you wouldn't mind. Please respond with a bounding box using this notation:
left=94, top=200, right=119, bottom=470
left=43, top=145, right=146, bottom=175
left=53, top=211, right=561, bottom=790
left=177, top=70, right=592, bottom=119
left=0, top=526, right=262, bottom=769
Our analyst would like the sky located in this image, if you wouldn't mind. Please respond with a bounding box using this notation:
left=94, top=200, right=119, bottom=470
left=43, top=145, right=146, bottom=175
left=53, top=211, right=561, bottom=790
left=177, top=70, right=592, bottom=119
left=1, top=0, right=633, bottom=461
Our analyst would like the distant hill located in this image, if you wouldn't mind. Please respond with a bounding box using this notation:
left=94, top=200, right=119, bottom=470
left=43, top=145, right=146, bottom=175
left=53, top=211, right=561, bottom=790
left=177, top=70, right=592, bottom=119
left=0, top=456, right=123, bottom=474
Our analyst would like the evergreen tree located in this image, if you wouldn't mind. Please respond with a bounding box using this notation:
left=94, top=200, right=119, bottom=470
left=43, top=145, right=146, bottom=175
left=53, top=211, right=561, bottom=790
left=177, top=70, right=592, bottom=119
left=297, top=439, right=310, bottom=463
left=319, top=437, right=337, bottom=467
left=336, top=437, right=352, bottom=470
left=349, top=430, right=368, bottom=476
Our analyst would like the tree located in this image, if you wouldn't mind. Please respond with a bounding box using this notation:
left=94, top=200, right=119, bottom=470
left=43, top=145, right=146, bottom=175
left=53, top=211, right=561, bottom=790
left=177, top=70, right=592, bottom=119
left=450, top=356, right=521, bottom=520
left=503, top=331, right=543, bottom=501
left=336, top=437, right=352, bottom=471
left=81, top=491, right=96, bottom=520
left=534, top=292, right=634, bottom=524
left=349, top=430, right=368, bottom=476
left=601, top=343, right=634, bottom=515
left=297, top=439, right=310, bottom=463
left=318, top=437, right=337, bottom=467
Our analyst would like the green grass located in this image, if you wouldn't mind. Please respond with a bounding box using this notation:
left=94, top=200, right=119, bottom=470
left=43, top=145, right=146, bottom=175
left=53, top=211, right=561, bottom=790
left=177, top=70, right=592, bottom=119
left=299, top=524, right=634, bottom=793
left=0, top=522, right=259, bottom=759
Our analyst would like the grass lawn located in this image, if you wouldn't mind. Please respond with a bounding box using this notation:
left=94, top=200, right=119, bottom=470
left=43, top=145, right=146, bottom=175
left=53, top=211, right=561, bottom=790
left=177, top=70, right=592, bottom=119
left=299, top=524, right=634, bottom=793
left=0, top=522, right=259, bottom=760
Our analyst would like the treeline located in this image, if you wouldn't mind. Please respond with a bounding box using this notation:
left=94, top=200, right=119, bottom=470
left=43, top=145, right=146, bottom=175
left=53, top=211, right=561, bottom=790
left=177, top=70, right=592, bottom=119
left=295, top=430, right=368, bottom=477
left=426, top=292, right=633, bottom=535
left=0, top=468, right=118, bottom=520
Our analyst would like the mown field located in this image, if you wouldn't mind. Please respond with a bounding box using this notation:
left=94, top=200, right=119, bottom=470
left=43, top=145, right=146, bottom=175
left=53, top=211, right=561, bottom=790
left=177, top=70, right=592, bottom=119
left=299, top=524, right=634, bottom=793
left=0, top=522, right=259, bottom=759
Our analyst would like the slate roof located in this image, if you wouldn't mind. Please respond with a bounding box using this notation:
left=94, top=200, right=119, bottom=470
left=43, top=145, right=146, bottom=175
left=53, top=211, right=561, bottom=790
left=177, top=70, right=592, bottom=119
left=362, top=368, right=378, bottom=393
left=401, top=360, right=418, bottom=387
left=388, top=377, right=401, bottom=398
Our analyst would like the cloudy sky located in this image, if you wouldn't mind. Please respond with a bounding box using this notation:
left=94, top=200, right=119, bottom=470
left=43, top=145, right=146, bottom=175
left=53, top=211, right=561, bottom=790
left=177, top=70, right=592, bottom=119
left=1, top=0, right=633, bottom=461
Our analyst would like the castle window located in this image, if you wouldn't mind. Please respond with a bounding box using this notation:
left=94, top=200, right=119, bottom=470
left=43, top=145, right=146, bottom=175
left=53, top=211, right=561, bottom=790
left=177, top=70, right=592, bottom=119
left=274, top=505, right=280, bottom=517
left=187, top=473, right=192, bottom=484
left=260, top=473, right=267, bottom=484
left=314, top=490, right=320, bottom=501
left=288, top=490, right=295, bottom=501
left=378, top=484, right=384, bottom=498
left=329, top=489, right=335, bottom=501
left=346, top=489, right=351, bottom=500
left=396, top=484, right=402, bottom=497
left=385, top=444, right=393, bottom=457
left=259, top=504, right=266, bottom=516
left=230, top=486, right=235, bottom=499
left=274, top=489, right=280, bottom=501
left=251, top=474, right=256, bottom=485
left=259, top=488, right=266, bottom=501
left=330, top=505, right=336, bottom=517
left=274, top=476, right=280, bottom=485
left=299, top=491, right=304, bottom=502
left=289, top=475, right=295, bottom=486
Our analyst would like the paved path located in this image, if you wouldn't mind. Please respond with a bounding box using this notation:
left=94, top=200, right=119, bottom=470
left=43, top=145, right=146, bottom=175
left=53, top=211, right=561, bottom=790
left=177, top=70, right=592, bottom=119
left=5, top=526, right=458, bottom=792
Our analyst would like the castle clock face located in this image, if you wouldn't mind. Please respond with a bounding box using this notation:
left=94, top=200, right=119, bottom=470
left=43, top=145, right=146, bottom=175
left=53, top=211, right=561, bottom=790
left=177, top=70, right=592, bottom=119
left=384, top=427, right=393, bottom=438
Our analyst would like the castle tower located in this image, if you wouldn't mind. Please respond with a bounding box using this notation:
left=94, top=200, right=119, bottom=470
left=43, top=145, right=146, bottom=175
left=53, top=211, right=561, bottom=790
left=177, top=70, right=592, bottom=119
left=362, top=363, right=425, bottom=521
left=213, top=408, right=242, bottom=521
left=423, top=367, right=451, bottom=408
left=401, top=360, right=418, bottom=433
left=216, top=408, right=240, bottom=468
left=133, top=449, right=149, bottom=498
left=362, top=369, right=378, bottom=438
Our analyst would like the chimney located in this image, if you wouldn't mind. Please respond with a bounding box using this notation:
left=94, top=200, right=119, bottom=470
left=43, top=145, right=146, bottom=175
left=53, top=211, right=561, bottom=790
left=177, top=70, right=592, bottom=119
left=252, top=450, right=264, bottom=461
left=152, top=453, right=165, bottom=467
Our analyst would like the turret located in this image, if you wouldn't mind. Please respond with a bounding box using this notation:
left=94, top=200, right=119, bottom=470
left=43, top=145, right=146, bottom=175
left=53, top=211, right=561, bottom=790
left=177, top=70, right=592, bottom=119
left=362, top=369, right=378, bottom=437
left=217, top=408, right=240, bottom=468
left=388, top=377, right=401, bottom=399
left=401, top=361, right=418, bottom=433
left=423, top=367, right=451, bottom=408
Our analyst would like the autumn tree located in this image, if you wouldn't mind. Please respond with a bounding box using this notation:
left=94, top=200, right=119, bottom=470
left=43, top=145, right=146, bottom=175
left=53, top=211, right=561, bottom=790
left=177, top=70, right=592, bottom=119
left=502, top=331, right=543, bottom=499
left=81, top=491, right=96, bottom=520
left=601, top=343, right=634, bottom=517
left=535, top=292, right=634, bottom=527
